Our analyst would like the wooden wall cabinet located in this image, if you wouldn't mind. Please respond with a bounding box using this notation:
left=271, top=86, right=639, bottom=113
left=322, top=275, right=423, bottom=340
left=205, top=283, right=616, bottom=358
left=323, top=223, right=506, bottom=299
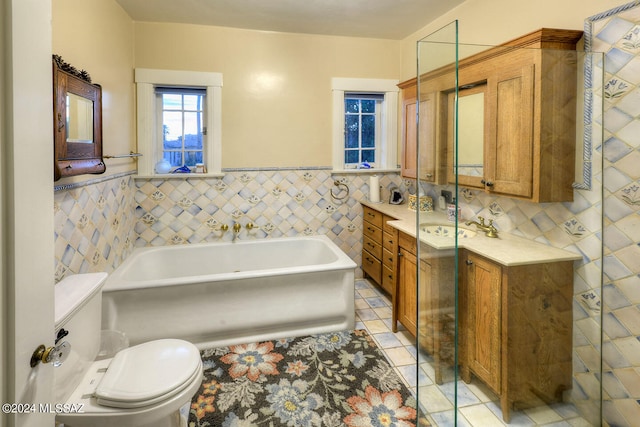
left=398, top=80, right=445, bottom=184
left=53, top=55, right=106, bottom=181
left=458, top=250, right=573, bottom=423
left=362, top=206, right=397, bottom=297
left=410, top=28, right=583, bottom=202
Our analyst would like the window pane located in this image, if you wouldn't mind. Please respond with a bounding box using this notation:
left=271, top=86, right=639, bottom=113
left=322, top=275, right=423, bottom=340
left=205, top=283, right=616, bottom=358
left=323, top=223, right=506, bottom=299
left=361, top=115, right=375, bottom=147
left=361, top=99, right=376, bottom=113
left=164, top=151, right=182, bottom=167
left=345, top=150, right=359, bottom=164
left=163, top=111, right=183, bottom=149
left=184, top=112, right=203, bottom=149
left=162, top=94, right=182, bottom=110
left=345, top=99, right=359, bottom=113
left=345, top=115, right=359, bottom=148
left=361, top=149, right=375, bottom=163
left=183, top=94, right=203, bottom=111
left=184, top=151, right=202, bottom=166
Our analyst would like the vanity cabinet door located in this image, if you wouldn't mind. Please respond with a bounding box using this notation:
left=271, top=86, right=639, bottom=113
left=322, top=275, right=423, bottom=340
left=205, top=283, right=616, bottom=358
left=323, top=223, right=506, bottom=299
left=460, top=251, right=502, bottom=394
left=401, top=87, right=418, bottom=180
left=397, top=246, right=417, bottom=336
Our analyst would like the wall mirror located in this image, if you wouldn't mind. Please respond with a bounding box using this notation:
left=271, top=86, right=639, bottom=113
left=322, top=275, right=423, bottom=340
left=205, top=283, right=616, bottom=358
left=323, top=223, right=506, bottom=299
left=447, top=83, right=487, bottom=188
left=53, top=55, right=105, bottom=181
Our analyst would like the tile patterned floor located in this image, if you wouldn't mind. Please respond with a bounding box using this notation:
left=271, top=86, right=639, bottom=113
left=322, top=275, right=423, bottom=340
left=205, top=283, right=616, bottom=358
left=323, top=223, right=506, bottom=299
left=354, top=279, right=594, bottom=427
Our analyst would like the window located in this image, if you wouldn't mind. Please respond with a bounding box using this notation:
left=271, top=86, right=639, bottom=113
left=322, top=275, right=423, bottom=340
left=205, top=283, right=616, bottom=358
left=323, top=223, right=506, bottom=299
left=135, top=68, right=223, bottom=176
left=344, top=93, right=383, bottom=167
left=157, top=87, right=205, bottom=168
left=332, top=78, right=399, bottom=171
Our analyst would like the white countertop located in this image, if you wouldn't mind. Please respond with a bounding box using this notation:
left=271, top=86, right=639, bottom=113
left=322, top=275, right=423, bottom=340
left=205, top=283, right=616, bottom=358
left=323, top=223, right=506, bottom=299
left=361, top=200, right=581, bottom=267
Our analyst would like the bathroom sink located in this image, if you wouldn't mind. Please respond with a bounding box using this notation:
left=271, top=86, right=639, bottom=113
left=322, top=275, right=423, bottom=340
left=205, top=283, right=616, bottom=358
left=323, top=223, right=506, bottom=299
left=421, top=225, right=477, bottom=239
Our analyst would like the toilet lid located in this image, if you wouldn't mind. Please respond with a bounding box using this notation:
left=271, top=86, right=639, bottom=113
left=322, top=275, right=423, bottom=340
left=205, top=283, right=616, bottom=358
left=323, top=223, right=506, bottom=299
left=95, top=339, right=201, bottom=408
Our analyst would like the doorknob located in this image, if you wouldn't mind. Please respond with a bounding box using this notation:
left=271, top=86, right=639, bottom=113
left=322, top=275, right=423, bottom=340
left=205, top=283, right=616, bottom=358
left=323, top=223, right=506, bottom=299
left=30, top=341, right=70, bottom=368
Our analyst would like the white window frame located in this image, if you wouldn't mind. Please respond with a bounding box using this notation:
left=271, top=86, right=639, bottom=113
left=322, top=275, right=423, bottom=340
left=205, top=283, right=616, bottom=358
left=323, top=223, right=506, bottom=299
left=332, top=77, right=399, bottom=172
left=135, top=68, right=223, bottom=176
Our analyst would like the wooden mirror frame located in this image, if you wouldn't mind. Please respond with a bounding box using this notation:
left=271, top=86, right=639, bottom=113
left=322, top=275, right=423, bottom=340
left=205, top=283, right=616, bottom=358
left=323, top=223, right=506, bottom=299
left=53, top=55, right=105, bottom=181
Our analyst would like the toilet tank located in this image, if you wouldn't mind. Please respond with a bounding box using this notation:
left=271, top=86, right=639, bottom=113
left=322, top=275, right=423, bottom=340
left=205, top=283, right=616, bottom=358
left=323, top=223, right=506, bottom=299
left=53, top=272, right=108, bottom=403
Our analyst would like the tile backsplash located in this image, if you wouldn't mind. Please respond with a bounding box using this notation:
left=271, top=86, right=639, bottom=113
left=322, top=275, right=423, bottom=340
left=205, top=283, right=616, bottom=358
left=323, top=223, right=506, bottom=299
left=54, top=170, right=408, bottom=280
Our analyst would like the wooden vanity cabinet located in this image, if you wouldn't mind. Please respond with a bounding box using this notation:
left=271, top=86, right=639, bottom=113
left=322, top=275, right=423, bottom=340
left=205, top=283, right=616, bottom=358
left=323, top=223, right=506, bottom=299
left=395, top=231, right=417, bottom=336
left=398, top=80, right=445, bottom=184
left=362, top=206, right=397, bottom=297
left=458, top=250, right=573, bottom=422
left=395, top=231, right=456, bottom=384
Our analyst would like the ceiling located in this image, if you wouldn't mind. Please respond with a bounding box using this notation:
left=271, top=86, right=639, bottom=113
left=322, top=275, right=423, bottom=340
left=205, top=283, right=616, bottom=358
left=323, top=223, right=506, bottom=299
left=115, top=0, right=465, bottom=40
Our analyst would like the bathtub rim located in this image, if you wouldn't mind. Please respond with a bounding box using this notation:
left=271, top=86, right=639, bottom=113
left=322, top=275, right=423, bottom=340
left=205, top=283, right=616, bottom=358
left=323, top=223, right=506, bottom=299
left=104, top=234, right=357, bottom=292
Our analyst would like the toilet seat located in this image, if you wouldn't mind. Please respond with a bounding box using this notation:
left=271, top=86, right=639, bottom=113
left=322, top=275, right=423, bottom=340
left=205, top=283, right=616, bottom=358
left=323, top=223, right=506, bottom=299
left=95, top=339, right=202, bottom=409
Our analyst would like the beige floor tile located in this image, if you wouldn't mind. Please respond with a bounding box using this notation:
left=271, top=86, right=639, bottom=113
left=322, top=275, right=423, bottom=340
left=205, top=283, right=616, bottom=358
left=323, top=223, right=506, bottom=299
left=523, top=405, right=563, bottom=424
left=418, top=385, right=453, bottom=413
left=373, top=306, right=392, bottom=319
left=459, top=404, right=506, bottom=426
left=384, top=346, right=416, bottom=366
left=357, top=288, right=379, bottom=299
left=363, top=319, right=390, bottom=334
left=355, top=298, right=369, bottom=309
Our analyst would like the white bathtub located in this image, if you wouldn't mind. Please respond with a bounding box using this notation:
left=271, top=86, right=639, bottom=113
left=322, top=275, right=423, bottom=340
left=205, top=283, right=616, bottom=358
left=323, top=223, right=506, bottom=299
left=102, top=235, right=356, bottom=349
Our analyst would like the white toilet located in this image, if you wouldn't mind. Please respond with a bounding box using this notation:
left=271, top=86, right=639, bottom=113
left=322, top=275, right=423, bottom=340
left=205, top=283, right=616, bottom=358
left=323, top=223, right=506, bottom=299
left=53, top=273, right=203, bottom=427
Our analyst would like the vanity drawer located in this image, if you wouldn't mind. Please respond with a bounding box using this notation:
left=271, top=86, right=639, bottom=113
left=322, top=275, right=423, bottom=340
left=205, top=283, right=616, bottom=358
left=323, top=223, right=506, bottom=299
left=362, top=251, right=382, bottom=284
left=382, top=215, right=397, bottom=234
left=381, top=264, right=395, bottom=295
left=363, top=222, right=382, bottom=242
left=382, top=247, right=396, bottom=269
left=399, top=231, right=417, bottom=255
left=363, top=206, right=383, bottom=228
left=363, top=235, right=382, bottom=259
left=383, top=230, right=397, bottom=252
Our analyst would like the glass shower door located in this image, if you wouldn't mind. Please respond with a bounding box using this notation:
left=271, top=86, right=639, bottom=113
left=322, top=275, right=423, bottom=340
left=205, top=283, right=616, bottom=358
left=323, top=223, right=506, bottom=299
left=415, top=24, right=604, bottom=426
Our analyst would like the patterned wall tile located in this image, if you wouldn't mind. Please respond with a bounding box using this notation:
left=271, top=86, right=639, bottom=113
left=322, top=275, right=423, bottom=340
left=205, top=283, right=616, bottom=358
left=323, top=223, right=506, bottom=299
left=132, top=170, right=408, bottom=277
left=54, top=175, right=136, bottom=281
left=586, top=2, right=640, bottom=425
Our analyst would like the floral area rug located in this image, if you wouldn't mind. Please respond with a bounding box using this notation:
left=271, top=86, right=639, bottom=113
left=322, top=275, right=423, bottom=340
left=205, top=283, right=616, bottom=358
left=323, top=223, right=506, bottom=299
left=188, top=329, right=418, bottom=427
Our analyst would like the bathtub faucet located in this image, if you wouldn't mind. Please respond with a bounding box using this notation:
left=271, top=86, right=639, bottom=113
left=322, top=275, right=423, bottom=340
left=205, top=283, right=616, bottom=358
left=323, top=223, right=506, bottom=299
left=232, top=222, right=241, bottom=242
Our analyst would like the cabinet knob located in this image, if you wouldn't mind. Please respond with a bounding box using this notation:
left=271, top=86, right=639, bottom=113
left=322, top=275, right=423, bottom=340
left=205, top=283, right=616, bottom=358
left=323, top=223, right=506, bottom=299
left=466, top=260, right=473, bottom=265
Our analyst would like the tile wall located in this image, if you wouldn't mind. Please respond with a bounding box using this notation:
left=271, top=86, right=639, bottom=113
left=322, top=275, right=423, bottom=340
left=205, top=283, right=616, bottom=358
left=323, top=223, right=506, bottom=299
left=53, top=174, right=137, bottom=282
left=586, top=3, right=640, bottom=425
left=54, top=170, right=409, bottom=280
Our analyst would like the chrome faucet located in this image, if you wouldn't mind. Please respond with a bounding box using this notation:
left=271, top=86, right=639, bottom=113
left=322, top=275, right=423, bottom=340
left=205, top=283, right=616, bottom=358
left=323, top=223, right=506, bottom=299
left=465, top=216, right=499, bottom=238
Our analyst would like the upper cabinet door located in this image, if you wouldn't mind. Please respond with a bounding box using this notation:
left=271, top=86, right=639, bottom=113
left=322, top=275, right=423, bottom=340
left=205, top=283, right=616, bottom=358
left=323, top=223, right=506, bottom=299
left=485, top=62, right=535, bottom=199
left=400, top=80, right=445, bottom=184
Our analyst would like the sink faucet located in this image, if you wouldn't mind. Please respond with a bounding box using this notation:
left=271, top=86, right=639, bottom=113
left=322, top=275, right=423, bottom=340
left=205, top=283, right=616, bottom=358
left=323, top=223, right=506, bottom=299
left=465, top=216, right=499, bottom=238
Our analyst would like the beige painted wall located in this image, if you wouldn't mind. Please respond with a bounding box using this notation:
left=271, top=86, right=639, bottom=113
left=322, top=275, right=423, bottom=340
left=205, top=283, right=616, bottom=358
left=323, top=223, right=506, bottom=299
left=400, top=0, right=625, bottom=81
left=52, top=0, right=135, bottom=182
left=133, top=23, right=401, bottom=168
